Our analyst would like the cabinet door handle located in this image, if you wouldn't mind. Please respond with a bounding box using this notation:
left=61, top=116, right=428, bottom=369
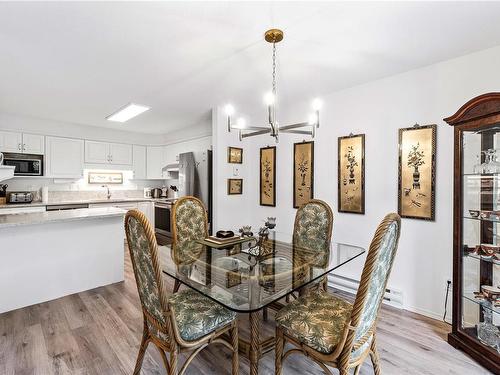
left=18, top=143, right=21, bottom=151
left=23, top=144, right=26, bottom=151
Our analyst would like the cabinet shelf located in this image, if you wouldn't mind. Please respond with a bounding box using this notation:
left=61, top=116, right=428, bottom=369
left=463, top=292, right=500, bottom=315
left=463, top=251, right=500, bottom=264
left=463, top=216, right=500, bottom=223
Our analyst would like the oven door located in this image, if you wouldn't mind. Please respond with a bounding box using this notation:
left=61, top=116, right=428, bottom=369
left=155, top=203, right=172, bottom=237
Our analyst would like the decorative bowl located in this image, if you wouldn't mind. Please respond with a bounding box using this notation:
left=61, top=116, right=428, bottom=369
left=481, top=285, right=500, bottom=300
left=469, top=209, right=480, bottom=218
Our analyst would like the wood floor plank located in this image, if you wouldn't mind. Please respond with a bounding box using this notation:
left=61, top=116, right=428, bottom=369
left=0, top=247, right=492, bottom=375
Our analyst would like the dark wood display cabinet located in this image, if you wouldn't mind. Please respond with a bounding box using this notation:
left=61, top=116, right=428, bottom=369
left=445, top=93, right=500, bottom=373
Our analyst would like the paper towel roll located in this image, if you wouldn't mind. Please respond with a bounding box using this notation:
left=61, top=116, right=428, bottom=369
left=41, top=186, right=49, bottom=203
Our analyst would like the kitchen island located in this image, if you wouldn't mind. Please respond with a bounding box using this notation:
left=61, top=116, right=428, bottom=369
left=0, top=207, right=127, bottom=313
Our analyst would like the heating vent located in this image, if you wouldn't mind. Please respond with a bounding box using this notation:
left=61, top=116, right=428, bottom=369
left=328, top=274, right=404, bottom=309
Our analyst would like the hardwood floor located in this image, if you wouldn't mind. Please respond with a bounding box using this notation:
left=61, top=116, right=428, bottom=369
left=0, top=247, right=491, bottom=375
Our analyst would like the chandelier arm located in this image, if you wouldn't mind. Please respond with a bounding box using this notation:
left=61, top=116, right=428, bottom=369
left=278, top=122, right=311, bottom=131
left=231, top=126, right=269, bottom=131
left=279, top=129, right=314, bottom=136
left=240, top=129, right=275, bottom=139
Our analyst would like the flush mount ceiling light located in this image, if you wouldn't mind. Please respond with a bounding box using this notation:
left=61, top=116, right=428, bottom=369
left=225, top=28, right=322, bottom=142
left=106, top=103, right=150, bottom=123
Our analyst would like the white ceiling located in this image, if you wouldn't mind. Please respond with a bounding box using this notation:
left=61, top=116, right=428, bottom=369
left=1, top=1, right=500, bottom=134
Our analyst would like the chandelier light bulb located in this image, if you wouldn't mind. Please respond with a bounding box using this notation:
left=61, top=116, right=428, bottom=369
left=225, top=104, right=235, bottom=116
left=236, top=117, right=246, bottom=129
left=312, top=98, right=323, bottom=111
left=308, top=113, right=318, bottom=125
left=264, top=92, right=275, bottom=106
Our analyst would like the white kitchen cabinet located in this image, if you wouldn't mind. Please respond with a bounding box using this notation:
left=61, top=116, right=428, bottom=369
left=109, top=143, right=132, bottom=165
left=0, top=131, right=22, bottom=153
left=85, top=141, right=132, bottom=165
left=84, top=141, right=109, bottom=164
left=45, top=136, right=84, bottom=178
left=22, top=133, right=45, bottom=154
left=146, top=146, right=166, bottom=179
left=0, top=131, right=44, bottom=154
left=132, top=145, right=147, bottom=179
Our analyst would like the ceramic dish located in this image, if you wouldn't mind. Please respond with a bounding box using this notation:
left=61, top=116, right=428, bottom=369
left=481, top=285, right=500, bottom=299
left=480, top=211, right=492, bottom=220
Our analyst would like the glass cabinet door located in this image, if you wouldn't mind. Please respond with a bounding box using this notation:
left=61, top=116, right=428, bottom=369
left=462, top=129, right=500, bottom=352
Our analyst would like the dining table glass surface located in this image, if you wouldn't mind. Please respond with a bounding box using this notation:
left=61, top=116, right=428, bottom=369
left=159, top=230, right=365, bottom=313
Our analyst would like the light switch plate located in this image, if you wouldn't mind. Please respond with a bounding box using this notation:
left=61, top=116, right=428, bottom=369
left=233, top=166, right=240, bottom=176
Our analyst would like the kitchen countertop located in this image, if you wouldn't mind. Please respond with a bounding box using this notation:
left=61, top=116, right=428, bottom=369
left=0, top=197, right=165, bottom=210
left=0, top=207, right=127, bottom=228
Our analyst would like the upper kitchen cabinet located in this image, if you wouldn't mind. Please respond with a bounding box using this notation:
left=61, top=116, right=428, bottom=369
left=84, top=140, right=132, bottom=165
left=46, top=136, right=84, bottom=178
left=146, top=146, right=166, bottom=179
left=0, top=131, right=44, bottom=154
left=132, top=145, right=147, bottom=179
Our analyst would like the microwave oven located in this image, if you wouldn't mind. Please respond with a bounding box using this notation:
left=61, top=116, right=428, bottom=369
left=2, top=153, right=44, bottom=176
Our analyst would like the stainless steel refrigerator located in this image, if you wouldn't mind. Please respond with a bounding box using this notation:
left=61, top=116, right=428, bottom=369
left=177, top=150, right=213, bottom=231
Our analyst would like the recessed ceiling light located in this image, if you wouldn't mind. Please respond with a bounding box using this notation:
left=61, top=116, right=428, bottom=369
left=106, top=103, right=150, bottom=122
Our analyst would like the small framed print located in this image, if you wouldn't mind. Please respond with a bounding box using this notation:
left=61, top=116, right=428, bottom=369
left=88, top=172, right=123, bottom=184
left=398, top=124, right=436, bottom=220
left=260, top=146, right=276, bottom=206
left=227, top=178, right=243, bottom=195
left=338, top=134, right=365, bottom=214
left=228, top=147, right=243, bottom=164
left=293, top=141, right=314, bottom=208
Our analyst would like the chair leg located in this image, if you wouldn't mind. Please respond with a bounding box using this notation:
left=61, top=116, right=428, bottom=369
left=370, top=337, right=381, bottom=375
left=133, top=323, right=150, bottom=375
left=173, top=279, right=181, bottom=293
left=157, top=347, right=171, bottom=374
left=231, top=323, right=239, bottom=375
left=275, top=327, right=285, bottom=375
left=169, top=349, right=178, bottom=375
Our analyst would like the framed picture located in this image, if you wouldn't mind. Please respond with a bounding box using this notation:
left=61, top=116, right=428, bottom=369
left=88, top=172, right=123, bottom=184
left=293, top=141, right=314, bottom=208
left=260, top=146, right=276, bottom=206
left=398, top=124, right=436, bottom=220
left=228, top=147, right=243, bottom=164
left=338, top=134, right=365, bottom=214
left=227, top=178, right=243, bottom=195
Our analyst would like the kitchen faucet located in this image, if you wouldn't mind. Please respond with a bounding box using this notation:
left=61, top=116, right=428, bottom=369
left=102, top=185, right=111, bottom=200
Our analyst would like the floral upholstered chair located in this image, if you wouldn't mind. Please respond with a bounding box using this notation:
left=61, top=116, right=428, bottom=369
left=171, top=196, right=208, bottom=292
left=292, top=199, right=333, bottom=295
left=275, top=213, right=401, bottom=375
left=125, top=209, right=238, bottom=375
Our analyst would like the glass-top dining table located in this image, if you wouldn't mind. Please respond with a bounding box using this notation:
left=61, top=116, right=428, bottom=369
left=159, top=230, right=364, bottom=375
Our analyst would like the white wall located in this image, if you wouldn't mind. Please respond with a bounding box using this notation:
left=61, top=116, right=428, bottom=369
left=213, top=45, right=500, bottom=321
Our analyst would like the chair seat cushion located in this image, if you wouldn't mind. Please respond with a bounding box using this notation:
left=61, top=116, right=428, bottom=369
left=168, top=289, right=236, bottom=342
left=275, top=291, right=352, bottom=354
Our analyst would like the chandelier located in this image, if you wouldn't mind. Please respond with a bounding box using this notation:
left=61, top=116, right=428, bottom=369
left=225, top=28, right=322, bottom=142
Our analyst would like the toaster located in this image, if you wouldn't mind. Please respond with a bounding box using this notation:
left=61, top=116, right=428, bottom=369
left=8, top=191, right=34, bottom=204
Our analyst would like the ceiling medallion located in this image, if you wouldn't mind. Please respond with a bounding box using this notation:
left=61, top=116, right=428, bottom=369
left=224, top=28, right=322, bottom=142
